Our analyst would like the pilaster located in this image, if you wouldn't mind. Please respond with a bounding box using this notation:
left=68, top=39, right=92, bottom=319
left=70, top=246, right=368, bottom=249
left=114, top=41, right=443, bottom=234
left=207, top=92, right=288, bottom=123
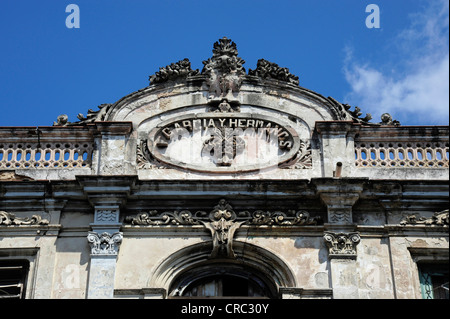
left=77, top=176, right=136, bottom=299
left=313, top=178, right=366, bottom=299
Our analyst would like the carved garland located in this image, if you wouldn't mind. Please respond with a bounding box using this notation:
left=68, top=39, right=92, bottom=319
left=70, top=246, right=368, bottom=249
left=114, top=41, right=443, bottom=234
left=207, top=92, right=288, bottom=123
left=248, top=58, right=299, bottom=86
left=400, top=210, right=449, bottom=226
left=149, top=58, right=199, bottom=84
left=278, top=141, right=312, bottom=169
left=0, top=211, right=49, bottom=226
left=124, top=199, right=322, bottom=259
left=124, top=199, right=322, bottom=227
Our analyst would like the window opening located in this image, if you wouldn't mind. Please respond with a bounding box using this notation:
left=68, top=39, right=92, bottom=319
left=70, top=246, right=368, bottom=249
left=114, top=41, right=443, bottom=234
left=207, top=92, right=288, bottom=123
left=0, top=260, right=30, bottom=299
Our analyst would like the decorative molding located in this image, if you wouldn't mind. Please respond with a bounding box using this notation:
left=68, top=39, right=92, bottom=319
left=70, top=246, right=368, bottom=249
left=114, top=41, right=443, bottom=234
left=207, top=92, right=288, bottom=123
left=208, top=99, right=241, bottom=113
left=94, top=209, right=119, bottom=224
left=143, top=113, right=300, bottom=173
left=201, top=199, right=245, bottom=258
left=125, top=210, right=203, bottom=226
left=248, top=58, right=299, bottom=86
left=149, top=58, right=199, bottom=84
left=0, top=211, right=49, bottom=226
left=48, top=37, right=400, bottom=127
left=248, top=210, right=320, bottom=226
left=323, top=231, right=361, bottom=258
left=87, top=231, right=123, bottom=256
left=279, top=141, right=312, bottom=169
left=343, top=104, right=373, bottom=124
left=137, top=140, right=169, bottom=170
left=124, top=199, right=322, bottom=227
left=202, top=127, right=246, bottom=167
left=400, top=209, right=449, bottom=226
left=53, top=104, right=112, bottom=126
left=125, top=199, right=323, bottom=258
left=328, top=97, right=400, bottom=126
left=328, top=210, right=352, bottom=224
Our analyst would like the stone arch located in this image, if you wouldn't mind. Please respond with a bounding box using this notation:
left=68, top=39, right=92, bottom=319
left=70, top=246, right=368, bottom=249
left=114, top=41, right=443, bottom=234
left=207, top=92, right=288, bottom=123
left=149, top=240, right=297, bottom=298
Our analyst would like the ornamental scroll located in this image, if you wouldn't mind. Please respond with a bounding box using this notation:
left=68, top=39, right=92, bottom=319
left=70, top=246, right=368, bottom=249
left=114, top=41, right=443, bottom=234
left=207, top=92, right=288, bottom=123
left=125, top=199, right=322, bottom=259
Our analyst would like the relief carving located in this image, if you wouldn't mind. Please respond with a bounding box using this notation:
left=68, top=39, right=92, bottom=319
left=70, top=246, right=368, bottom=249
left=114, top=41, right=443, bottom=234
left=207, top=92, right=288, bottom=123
left=125, top=210, right=203, bottom=226
left=201, top=37, right=246, bottom=101
left=400, top=209, right=449, bottom=226
left=54, top=104, right=112, bottom=126
left=248, top=58, right=299, bottom=86
left=202, top=127, right=246, bottom=167
left=142, top=114, right=301, bottom=172
left=201, top=199, right=245, bottom=259
left=324, top=231, right=361, bottom=258
left=0, top=211, right=49, bottom=226
left=137, top=140, right=168, bottom=169
left=328, top=210, right=352, bottom=224
left=278, top=141, right=312, bottom=169
left=208, top=99, right=240, bottom=113
left=149, top=58, right=199, bottom=84
left=87, top=231, right=123, bottom=256
left=125, top=199, right=323, bottom=259
left=95, top=209, right=119, bottom=223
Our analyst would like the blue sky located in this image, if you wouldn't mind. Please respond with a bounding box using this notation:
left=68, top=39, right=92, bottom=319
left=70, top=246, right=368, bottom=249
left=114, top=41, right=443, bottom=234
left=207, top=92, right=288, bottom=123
left=0, top=0, right=448, bottom=127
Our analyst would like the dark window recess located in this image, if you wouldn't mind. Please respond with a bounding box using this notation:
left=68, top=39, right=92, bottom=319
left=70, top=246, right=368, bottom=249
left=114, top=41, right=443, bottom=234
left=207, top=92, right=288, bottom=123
left=419, top=264, right=449, bottom=300
left=183, top=275, right=267, bottom=298
left=0, top=260, right=30, bottom=299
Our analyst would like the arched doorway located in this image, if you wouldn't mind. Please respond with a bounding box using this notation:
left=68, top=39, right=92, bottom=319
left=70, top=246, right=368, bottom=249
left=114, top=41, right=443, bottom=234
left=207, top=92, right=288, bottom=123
left=149, top=241, right=296, bottom=299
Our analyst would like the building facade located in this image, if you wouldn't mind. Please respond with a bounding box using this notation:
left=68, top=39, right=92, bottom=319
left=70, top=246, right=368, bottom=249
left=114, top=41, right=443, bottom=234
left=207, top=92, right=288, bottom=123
left=0, top=37, right=448, bottom=299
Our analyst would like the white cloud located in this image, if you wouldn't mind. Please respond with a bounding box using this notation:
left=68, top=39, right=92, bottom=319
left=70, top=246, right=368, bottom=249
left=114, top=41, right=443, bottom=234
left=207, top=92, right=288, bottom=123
left=343, top=0, right=449, bottom=125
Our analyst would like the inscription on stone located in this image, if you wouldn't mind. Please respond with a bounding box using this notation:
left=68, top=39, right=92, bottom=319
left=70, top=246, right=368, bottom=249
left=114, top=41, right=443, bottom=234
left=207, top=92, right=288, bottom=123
left=144, top=114, right=301, bottom=173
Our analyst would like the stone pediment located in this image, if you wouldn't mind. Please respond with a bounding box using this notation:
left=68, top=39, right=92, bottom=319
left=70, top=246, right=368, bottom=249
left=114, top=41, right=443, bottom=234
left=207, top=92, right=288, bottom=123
left=47, top=37, right=412, bottom=177
left=56, top=37, right=381, bottom=129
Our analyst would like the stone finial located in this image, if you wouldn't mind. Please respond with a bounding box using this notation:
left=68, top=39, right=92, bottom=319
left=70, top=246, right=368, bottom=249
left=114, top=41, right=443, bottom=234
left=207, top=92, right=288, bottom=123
left=202, top=37, right=246, bottom=100
left=379, top=113, right=401, bottom=126
left=149, top=58, right=199, bottom=85
left=53, top=114, right=69, bottom=126
left=248, top=58, right=299, bottom=86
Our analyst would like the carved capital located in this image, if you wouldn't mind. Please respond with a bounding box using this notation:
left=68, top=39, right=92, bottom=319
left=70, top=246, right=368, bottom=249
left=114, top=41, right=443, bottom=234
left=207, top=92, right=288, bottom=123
left=87, top=231, right=123, bottom=256
left=324, top=231, right=361, bottom=258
